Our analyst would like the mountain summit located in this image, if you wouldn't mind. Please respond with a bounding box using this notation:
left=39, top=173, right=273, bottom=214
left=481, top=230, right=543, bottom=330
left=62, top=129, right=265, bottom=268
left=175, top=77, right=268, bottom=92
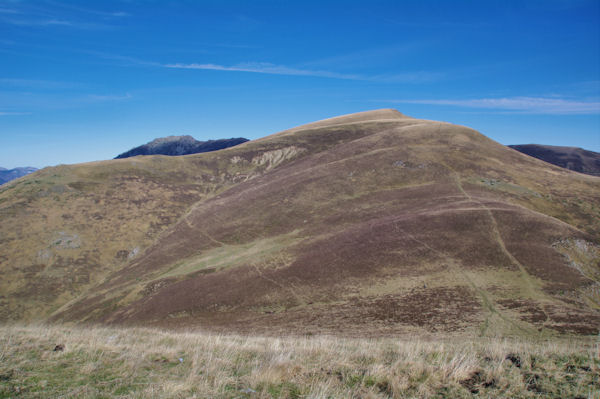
left=115, top=135, right=248, bottom=158
left=1, top=109, right=598, bottom=337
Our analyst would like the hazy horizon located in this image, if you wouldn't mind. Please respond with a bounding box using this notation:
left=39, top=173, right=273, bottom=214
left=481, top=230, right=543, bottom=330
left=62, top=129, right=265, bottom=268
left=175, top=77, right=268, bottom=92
left=1, top=0, right=599, bottom=169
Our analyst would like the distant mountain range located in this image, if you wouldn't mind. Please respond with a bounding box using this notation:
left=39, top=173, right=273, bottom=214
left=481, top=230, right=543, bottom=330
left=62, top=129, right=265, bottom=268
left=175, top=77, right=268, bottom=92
left=115, top=135, right=600, bottom=177
left=509, top=144, right=600, bottom=176
left=115, top=135, right=249, bottom=159
left=0, top=167, right=38, bottom=185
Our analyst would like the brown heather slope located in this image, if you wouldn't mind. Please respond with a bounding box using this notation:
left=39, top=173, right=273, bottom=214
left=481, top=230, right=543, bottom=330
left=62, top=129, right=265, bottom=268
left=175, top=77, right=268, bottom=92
left=0, top=143, right=286, bottom=320
left=2, top=109, right=599, bottom=337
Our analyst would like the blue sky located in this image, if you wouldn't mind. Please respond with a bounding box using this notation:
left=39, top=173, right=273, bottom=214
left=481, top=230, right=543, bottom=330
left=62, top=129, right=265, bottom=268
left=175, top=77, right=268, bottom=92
left=1, top=0, right=599, bottom=169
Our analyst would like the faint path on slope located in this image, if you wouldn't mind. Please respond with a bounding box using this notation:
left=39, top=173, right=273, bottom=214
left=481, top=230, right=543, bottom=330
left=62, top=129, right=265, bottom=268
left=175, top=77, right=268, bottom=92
left=413, top=122, right=541, bottom=334
left=445, top=164, right=545, bottom=300
left=452, top=174, right=551, bottom=329
left=391, top=220, right=533, bottom=336
left=251, top=264, right=306, bottom=307
left=434, top=129, right=551, bottom=329
left=185, top=218, right=227, bottom=247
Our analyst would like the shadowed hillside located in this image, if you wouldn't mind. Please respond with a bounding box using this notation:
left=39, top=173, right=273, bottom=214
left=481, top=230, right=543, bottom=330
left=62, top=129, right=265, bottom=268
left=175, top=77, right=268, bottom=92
left=1, top=109, right=599, bottom=337
left=509, top=144, right=600, bottom=176
left=115, top=136, right=248, bottom=159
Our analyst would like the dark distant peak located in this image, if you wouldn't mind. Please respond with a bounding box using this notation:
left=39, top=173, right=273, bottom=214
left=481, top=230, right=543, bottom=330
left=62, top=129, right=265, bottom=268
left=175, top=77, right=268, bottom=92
left=509, top=144, right=600, bottom=176
left=0, top=166, right=38, bottom=185
left=147, top=135, right=197, bottom=146
left=115, top=136, right=249, bottom=159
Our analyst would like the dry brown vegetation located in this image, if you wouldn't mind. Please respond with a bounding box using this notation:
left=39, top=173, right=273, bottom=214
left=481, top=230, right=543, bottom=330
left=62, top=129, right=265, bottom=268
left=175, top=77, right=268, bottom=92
left=0, top=325, right=598, bottom=398
left=1, top=109, right=599, bottom=338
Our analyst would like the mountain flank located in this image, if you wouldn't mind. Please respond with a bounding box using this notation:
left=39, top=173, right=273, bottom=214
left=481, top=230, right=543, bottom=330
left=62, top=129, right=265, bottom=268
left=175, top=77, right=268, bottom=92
left=115, top=135, right=248, bottom=159
left=1, top=109, right=598, bottom=337
left=509, top=144, right=600, bottom=176
left=0, top=166, right=38, bottom=185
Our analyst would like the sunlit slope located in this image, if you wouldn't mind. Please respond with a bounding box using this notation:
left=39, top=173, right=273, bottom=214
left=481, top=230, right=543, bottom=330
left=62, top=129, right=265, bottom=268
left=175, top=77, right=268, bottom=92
left=0, top=110, right=408, bottom=322
left=2, top=109, right=599, bottom=336
left=0, top=156, right=241, bottom=320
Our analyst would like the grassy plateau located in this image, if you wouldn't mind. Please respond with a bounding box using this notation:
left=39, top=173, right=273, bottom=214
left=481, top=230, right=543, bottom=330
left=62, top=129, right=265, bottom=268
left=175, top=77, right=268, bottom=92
left=0, top=325, right=598, bottom=398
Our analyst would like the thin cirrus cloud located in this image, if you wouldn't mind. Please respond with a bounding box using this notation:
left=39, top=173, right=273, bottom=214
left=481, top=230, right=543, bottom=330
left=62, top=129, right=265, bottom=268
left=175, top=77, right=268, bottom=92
left=1, top=17, right=114, bottom=29
left=0, top=111, right=30, bottom=116
left=0, top=78, right=82, bottom=90
left=164, top=62, right=361, bottom=80
left=387, top=97, right=600, bottom=114
left=0, top=1, right=129, bottom=28
left=87, top=93, right=132, bottom=101
left=89, top=52, right=440, bottom=83
left=164, top=62, right=440, bottom=83
left=0, top=90, right=131, bottom=111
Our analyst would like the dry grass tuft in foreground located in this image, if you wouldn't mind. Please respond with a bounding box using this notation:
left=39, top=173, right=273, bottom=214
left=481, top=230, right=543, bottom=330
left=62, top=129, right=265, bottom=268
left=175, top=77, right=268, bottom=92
left=0, top=325, right=598, bottom=398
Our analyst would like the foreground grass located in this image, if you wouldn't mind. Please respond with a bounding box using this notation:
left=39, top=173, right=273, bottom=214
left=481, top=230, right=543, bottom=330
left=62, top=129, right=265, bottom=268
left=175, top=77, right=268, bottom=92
left=0, top=325, right=598, bottom=398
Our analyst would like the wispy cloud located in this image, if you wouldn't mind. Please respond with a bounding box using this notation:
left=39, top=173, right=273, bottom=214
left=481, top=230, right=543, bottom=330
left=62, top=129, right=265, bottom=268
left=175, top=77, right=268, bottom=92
left=0, top=8, right=19, bottom=14
left=165, top=62, right=361, bottom=80
left=87, top=52, right=160, bottom=67
left=0, top=91, right=133, bottom=111
left=44, top=19, right=72, bottom=26
left=302, top=42, right=434, bottom=70
left=384, top=97, right=600, bottom=114
left=83, top=50, right=440, bottom=83
left=1, top=17, right=111, bottom=29
left=43, top=2, right=130, bottom=18
left=0, top=1, right=128, bottom=29
left=87, top=93, right=132, bottom=101
left=0, top=78, right=82, bottom=90
left=370, top=72, right=444, bottom=84
left=164, top=62, right=440, bottom=83
left=0, top=111, right=30, bottom=116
